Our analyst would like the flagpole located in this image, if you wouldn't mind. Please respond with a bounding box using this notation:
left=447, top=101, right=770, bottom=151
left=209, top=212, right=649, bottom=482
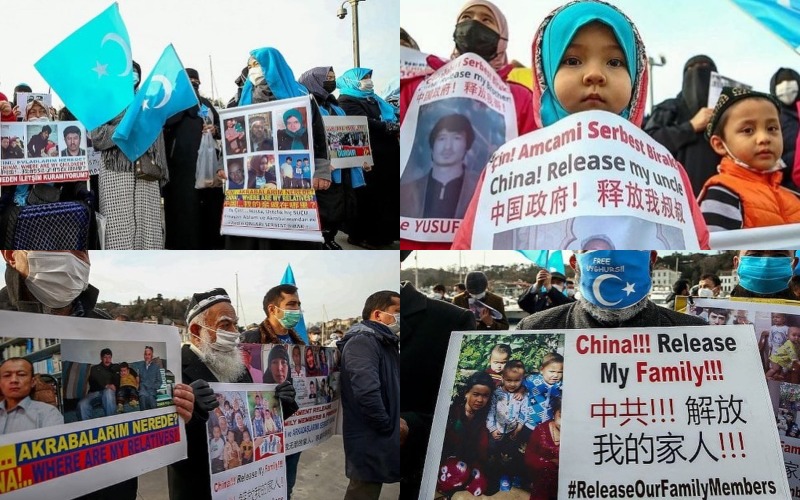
left=208, top=54, right=217, bottom=104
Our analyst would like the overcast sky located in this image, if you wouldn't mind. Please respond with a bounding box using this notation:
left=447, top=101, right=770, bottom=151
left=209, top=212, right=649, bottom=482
left=1, top=0, right=398, bottom=108
left=88, top=251, right=398, bottom=326
left=401, top=0, right=800, bottom=111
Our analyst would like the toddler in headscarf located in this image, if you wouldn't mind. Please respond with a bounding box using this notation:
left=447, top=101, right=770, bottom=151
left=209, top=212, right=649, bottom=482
left=451, top=0, right=708, bottom=249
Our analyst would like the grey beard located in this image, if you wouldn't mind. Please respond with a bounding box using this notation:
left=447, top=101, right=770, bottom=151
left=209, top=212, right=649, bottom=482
left=197, top=333, right=246, bottom=382
left=577, top=293, right=648, bottom=324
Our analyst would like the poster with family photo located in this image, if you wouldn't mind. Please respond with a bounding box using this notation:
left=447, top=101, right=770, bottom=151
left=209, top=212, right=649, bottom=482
left=277, top=153, right=311, bottom=189
left=422, top=327, right=790, bottom=499
left=206, top=383, right=286, bottom=500
left=1, top=121, right=89, bottom=185
left=0, top=311, right=185, bottom=500
left=322, top=115, right=373, bottom=169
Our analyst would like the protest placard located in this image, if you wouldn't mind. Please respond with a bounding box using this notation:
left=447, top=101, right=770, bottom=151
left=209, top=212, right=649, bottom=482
left=708, top=72, right=752, bottom=108
left=400, top=46, right=433, bottom=80
left=687, top=298, right=800, bottom=498
left=206, top=383, right=286, bottom=500
left=400, top=52, right=518, bottom=243
left=420, top=327, right=790, bottom=498
left=241, top=344, right=340, bottom=455
left=0, top=311, right=185, bottom=499
left=218, top=96, right=322, bottom=242
left=464, top=110, right=699, bottom=249
left=322, top=115, right=372, bottom=170
left=1, top=121, right=89, bottom=185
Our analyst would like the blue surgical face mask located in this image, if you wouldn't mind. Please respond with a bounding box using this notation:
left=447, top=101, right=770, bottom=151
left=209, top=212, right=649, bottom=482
left=275, top=306, right=302, bottom=329
left=737, top=256, right=793, bottom=294
left=575, top=251, right=652, bottom=309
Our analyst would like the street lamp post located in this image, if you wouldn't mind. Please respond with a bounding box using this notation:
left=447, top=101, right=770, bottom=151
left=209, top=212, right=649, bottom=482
left=647, top=55, right=666, bottom=114
left=337, top=0, right=366, bottom=67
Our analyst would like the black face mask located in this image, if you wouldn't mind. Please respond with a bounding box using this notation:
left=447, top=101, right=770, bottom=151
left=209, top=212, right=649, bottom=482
left=322, top=81, right=336, bottom=93
left=191, top=82, right=200, bottom=93
left=453, top=20, right=501, bottom=62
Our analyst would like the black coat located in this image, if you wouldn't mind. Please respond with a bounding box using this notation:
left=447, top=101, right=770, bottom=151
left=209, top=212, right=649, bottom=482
left=400, top=282, right=475, bottom=500
left=644, top=97, right=722, bottom=197
left=167, top=345, right=252, bottom=500
left=163, top=96, right=223, bottom=249
left=769, top=68, right=800, bottom=192
left=338, top=95, right=399, bottom=245
left=518, top=286, right=574, bottom=314
left=337, top=320, right=399, bottom=483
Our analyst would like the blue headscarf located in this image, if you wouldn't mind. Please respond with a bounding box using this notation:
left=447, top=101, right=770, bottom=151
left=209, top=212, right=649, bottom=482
left=381, top=77, right=400, bottom=109
left=337, top=68, right=398, bottom=123
left=282, top=108, right=307, bottom=149
left=539, top=1, right=638, bottom=126
left=238, top=47, right=307, bottom=106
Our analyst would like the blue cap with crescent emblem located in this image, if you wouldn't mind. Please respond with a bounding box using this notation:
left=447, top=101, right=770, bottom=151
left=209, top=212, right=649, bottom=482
left=575, top=251, right=652, bottom=309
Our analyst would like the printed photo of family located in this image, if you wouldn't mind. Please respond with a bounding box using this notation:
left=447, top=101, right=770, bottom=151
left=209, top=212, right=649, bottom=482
left=436, top=333, right=564, bottom=498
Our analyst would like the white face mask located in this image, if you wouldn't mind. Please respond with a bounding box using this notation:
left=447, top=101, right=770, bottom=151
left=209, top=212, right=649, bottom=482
left=248, top=67, right=265, bottom=86
left=379, top=311, right=400, bottom=335
left=552, top=283, right=564, bottom=292
left=721, top=141, right=787, bottom=174
left=776, top=80, right=799, bottom=105
left=359, top=79, right=374, bottom=92
left=24, top=251, right=90, bottom=308
left=698, top=288, right=715, bottom=299
left=208, top=327, right=240, bottom=352
left=471, top=291, right=486, bottom=300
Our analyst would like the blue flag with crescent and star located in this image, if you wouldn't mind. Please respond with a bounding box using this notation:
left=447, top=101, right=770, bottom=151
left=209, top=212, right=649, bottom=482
left=731, top=0, right=800, bottom=54
left=281, top=264, right=309, bottom=343
left=34, top=3, right=134, bottom=130
left=112, top=44, right=198, bottom=162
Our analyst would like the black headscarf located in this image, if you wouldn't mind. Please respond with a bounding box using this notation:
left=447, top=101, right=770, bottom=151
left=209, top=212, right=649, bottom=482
left=680, top=55, right=717, bottom=116
left=262, top=344, right=290, bottom=383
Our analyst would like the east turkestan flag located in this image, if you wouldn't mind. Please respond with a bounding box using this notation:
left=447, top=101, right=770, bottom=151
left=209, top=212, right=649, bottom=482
left=112, top=44, right=199, bottom=162
left=35, top=3, right=135, bottom=130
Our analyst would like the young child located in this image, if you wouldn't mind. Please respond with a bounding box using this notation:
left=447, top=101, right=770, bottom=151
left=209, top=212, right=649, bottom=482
left=451, top=0, right=709, bottom=249
left=240, top=430, right=254, bottom=465
left=524, top=353, right=564, bottom=432
left=224, top=429, right=242, bottom=470
left=767, top=313, right=789, bottom=356
left=208, top=425, right=225, bottom=473
left=116, top=362, right=139, bottom=413
left=484, top=344, right=512, bottom=387
left=767, top=321, right=800, bottom=380
left=699, top=86, right=800, bottom=230
left=485, top=360, right=530, bottom=490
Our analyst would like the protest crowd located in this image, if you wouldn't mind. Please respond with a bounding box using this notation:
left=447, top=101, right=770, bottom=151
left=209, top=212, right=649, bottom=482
left=400, top=0, right=800, bottom=250
left=0, top=250, right=401, bottom=500
left=401, top=249, right=800, bottom=499
left=0, top=4, right=399, bottom=251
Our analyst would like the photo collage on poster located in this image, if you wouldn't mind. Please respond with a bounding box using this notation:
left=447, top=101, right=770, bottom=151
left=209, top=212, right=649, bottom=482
left=222, top=102, right=312, bottom=192
left=206, top=389, right=284, bottom=474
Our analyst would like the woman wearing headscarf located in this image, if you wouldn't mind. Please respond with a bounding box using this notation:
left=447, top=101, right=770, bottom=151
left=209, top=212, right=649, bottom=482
left=338, top=67, right=399, bottom=249
left=399, top=0, right=536, bottom=251
left=90, top=60, right=168, bottom=249
left=770, top=67, right=800, bottom=191
left=298, top=66, right=361, bottom=249
left=400, top=1, right=536, bottom=135
left=644, top=55, right=722, bottom=197
left=226, top=47, right=336, bottom=250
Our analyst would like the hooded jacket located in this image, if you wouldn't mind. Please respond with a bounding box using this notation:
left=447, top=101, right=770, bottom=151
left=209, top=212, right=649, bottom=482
left=770, top=67, right=800, bottom=191
left=337, top=320, right=399, bottom=483
left=450, top=0, right=709, bottom=249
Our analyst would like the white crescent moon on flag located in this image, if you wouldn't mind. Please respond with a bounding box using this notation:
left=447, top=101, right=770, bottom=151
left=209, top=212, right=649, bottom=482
left=151, top=76, right=173, bottom=109
left=101, top=33, right=133, bottom=76
left=592, top=274, right=622, bottom=307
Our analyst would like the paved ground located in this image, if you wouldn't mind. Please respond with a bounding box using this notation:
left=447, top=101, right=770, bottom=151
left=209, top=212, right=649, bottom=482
left=137, top=435, right=398, bottom=499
